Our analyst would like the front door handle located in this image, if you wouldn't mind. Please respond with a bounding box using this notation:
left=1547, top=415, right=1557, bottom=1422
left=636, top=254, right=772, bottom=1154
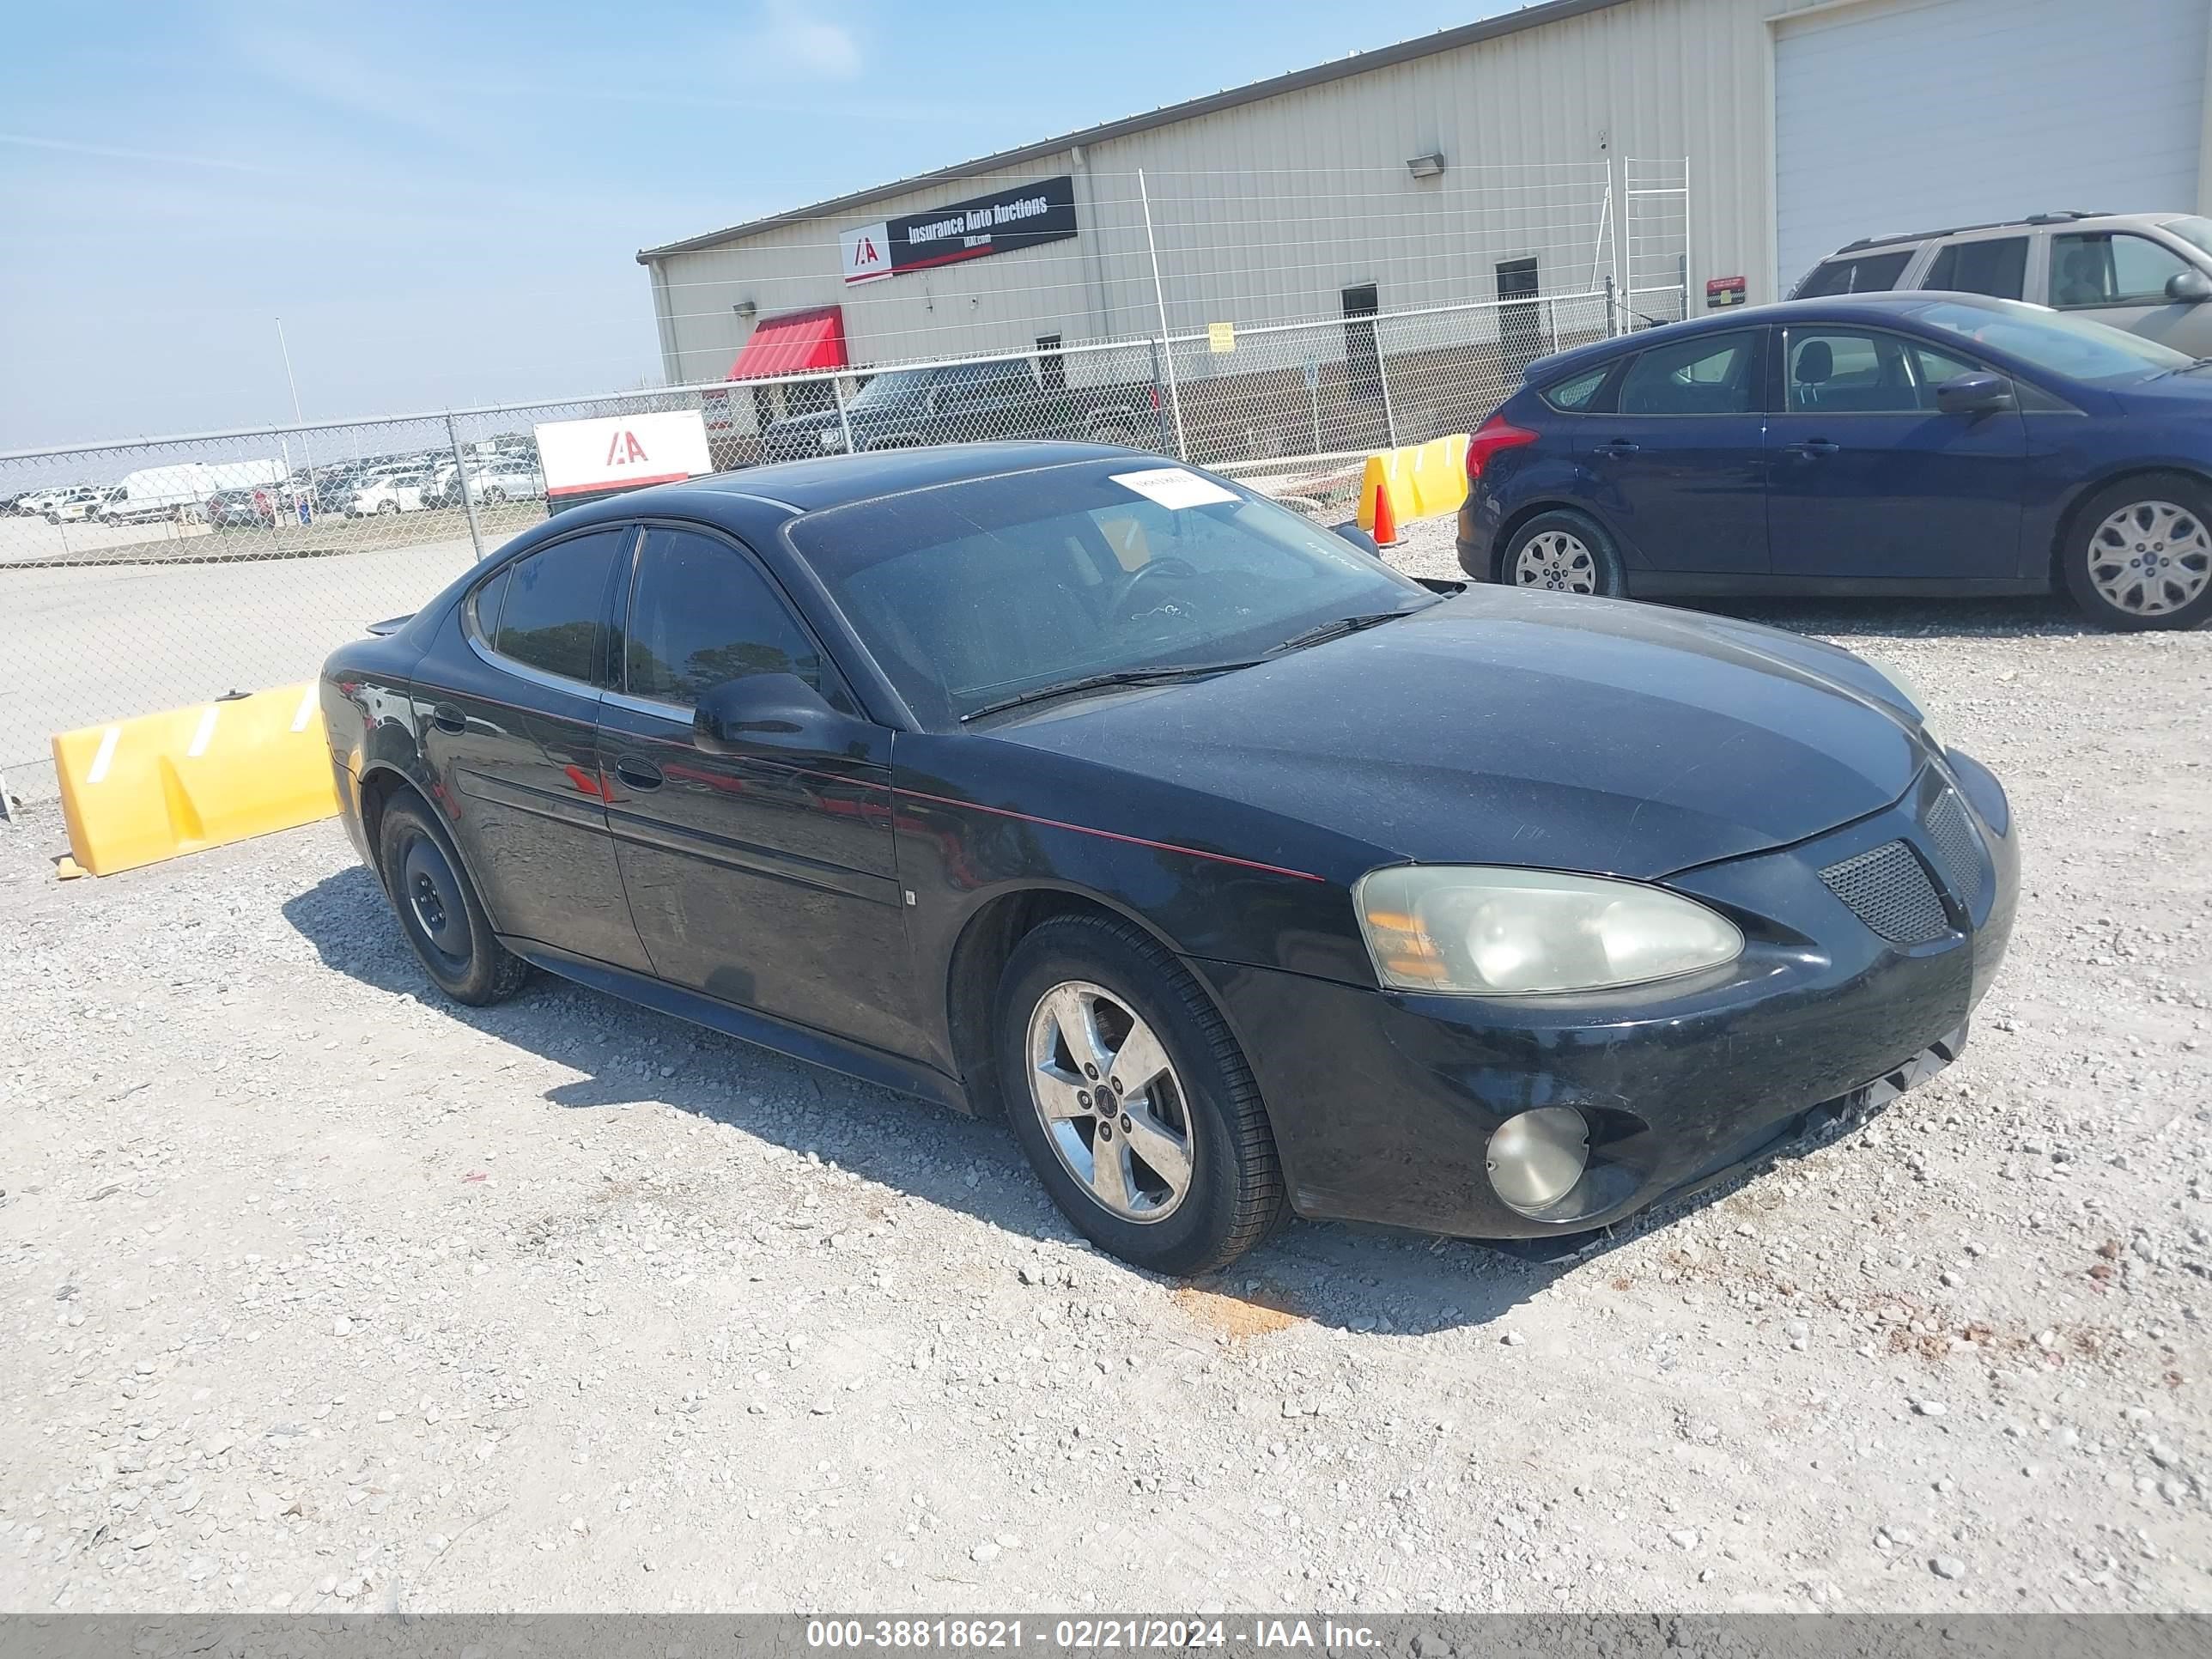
left=614, top=757, right=664, bottom=792
left=430, top=703, right=465, bottom=733
left=1595, top=439, right=1642, bottom=457
left=1784, top=439, right=1841, bottom=459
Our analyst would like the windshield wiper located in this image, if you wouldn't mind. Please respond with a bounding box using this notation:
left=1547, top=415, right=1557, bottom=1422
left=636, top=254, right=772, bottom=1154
left=1268, top=609, right=1415, bottom=655
left=959, top=660, right=1262, bottom=722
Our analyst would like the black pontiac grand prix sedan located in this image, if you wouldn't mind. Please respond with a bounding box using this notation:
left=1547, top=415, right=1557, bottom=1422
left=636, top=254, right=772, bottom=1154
left=320, top=442, right=2017, bottom=1273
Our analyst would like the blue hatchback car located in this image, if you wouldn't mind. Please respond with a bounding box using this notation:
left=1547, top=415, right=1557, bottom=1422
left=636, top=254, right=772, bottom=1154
left=1456, top=293, right=2212, bottom=630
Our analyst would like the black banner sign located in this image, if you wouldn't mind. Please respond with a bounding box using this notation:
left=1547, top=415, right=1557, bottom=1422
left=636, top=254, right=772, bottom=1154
left=842, top=175, right=1079, bottom=285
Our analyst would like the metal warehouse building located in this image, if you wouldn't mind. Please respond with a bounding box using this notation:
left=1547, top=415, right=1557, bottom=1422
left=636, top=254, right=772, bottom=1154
left=638, top=0, right=2212, bottom=430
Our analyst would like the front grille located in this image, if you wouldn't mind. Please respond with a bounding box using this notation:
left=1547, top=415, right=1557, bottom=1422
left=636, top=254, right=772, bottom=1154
left=1820, top=840, right=1949, bottom=945
left=1923, top=787, right=1986, bottom=910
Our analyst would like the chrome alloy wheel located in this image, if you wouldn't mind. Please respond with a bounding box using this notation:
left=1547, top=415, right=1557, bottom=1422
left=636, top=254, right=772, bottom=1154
left=2088, top=500, right=2212, bottom=617
left=1513, top=529, right=1598, bottom=593
left=1025, top=981, right=1194, bottom=1224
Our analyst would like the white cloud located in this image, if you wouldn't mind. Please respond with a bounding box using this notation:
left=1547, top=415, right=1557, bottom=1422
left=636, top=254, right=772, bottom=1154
left=759, top=0, right=861, bottom=79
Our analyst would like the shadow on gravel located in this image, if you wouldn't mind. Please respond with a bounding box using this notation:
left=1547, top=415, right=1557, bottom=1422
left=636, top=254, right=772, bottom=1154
left=282, top=862, right=1811, bottom=1338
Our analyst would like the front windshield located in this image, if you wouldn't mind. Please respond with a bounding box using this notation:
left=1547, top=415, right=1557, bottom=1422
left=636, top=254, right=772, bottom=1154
left=2160, top=216, right=2212, bottom=260
left=788, top=459, right=1433, bottom=726
left=1911, top=297, right=2192, bottom=382
left=846, top=368, right=933, bottom=412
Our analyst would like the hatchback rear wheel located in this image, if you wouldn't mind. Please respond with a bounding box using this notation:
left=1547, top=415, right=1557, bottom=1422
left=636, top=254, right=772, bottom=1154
left=1500, top=509, right=1626, bottom=598
left=2063, top=473, right=2212, bottom=631
left=996, top=915, right=1285, bottom=1274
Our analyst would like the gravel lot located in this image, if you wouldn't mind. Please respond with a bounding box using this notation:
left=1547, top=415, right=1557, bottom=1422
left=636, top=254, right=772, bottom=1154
left=2, top=546, right=2208, bottom=1615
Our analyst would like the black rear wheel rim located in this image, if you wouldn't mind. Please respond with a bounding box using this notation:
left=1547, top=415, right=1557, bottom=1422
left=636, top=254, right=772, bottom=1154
left=399, top=832, right=471, bottom=972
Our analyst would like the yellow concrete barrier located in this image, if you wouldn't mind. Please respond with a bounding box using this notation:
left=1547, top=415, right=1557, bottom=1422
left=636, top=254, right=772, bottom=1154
left=52, top=683, right=337, bottom=877
left=1357, top=434, right=1471, bottom=531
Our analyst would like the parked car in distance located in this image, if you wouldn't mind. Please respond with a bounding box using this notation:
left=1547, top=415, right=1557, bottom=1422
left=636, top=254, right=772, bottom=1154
left=1458, top=292, right=2212, bottom=631
left=760, top=358, right=1160, bottom=463
left=349, top=469, right=434, bottom=516
left=41, top=485, right=108, bottom=524
left=322, top=442, right=2014, bottom=1273
left=428, top=458, right=545, bottom=507
left=1791, top=210, right=2212, bottom=356
left=206, top=487, right=277, bottom=528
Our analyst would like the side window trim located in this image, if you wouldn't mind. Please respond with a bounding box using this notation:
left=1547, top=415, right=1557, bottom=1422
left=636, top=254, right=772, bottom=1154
left=611, top=519, right=858, bottom=722
left=463, top=523, right=636, bottom=697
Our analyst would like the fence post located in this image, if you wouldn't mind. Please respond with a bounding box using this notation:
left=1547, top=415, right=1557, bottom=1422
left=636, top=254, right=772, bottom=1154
left=832, top=375, right=857, bottom=456
left=1136, top=168, right=1188, bottom=462
left=1546, top=297, right=1558, bottom=355
left=445, top=411, right=484, bottom=560
left=1376, top=325, right=1400, bottom=450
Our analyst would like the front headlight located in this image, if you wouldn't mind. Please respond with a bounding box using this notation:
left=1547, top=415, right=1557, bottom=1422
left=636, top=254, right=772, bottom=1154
left=1355, top=866, right=1743, bottom=996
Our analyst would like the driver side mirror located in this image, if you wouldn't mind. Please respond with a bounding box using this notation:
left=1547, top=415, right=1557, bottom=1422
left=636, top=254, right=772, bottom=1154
left=1935, top=372, right=2015, bottom=416
left=1330, top=521, right=1382, bottom=557
left=2166, top=268, right=2212, bottom=304
left=695, top=673, right=869, bottom=758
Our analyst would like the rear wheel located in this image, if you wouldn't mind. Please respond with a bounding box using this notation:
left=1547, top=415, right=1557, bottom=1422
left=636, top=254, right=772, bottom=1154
left=1499, top=509, right=1626, bottom=598
left=376, top=794, right=529, bottom=1006
left=996, top=915, right=1285, bottom=1275
left=2062, top=473, right=2212, bottom=631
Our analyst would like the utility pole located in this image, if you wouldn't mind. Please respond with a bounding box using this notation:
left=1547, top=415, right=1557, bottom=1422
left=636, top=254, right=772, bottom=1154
left=276, top=317, right=318, bottom=520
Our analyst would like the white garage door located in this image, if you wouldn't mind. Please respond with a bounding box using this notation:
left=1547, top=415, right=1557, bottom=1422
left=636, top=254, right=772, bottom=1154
left=1774, top=0, right=2208, bottom=293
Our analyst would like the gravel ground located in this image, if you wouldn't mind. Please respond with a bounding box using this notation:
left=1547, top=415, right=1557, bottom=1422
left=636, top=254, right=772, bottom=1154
left=2, top=560, right=2208, bottom=1615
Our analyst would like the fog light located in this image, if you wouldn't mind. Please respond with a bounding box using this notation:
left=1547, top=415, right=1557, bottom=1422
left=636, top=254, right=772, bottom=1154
left=1486, top=1107, right=1590, bottom=1213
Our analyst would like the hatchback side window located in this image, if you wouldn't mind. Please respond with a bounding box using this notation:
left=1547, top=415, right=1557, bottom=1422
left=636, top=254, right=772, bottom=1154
left=1784, top=329, right=1919, bottom=414
left=492, top=529, right=623, bottom=685
left=2050, top=233, right=2193, bottom=307
left=1616, top=331, right=1759, bottom=416
left=623, top=528, right=852, bottom=711
left=1923, top=236, right=2027, bottom=301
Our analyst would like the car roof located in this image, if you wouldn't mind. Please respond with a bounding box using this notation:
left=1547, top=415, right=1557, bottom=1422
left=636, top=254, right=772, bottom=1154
left=1826, top=208, right=2198, bottom=256
left=678, top=440, right=1145, bottom=514
left=1522, top=292, right=2000, bottom=380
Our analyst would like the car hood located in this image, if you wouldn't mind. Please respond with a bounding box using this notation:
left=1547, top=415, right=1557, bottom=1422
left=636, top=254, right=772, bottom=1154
left=990, top=588, right=1925, bottom=880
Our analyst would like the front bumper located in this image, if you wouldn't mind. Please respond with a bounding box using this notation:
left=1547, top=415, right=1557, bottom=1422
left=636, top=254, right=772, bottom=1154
left=1200, top=752, right=2018, bottom=1241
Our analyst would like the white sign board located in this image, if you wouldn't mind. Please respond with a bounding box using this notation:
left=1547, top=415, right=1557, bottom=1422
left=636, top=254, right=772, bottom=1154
left=841, top=222, right=892, bottom=285
left=534, top=410, right=714, bottom=499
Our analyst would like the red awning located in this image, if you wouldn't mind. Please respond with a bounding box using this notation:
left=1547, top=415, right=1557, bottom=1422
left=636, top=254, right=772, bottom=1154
left=726, top=306, right=848, bottom=380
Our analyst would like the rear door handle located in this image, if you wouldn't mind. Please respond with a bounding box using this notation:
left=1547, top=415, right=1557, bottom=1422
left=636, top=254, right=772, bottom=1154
left=1785, top=439, right=1841, bottom=458
left=1595, top=439, right=1642, bottom=456
left=614, top=757, right=664, bottom=792
left=430, top=703, right=465, bottom=733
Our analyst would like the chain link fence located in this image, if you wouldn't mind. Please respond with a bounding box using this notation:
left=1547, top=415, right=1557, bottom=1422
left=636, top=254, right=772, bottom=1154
left=2, top=165, right=1681, bottom=803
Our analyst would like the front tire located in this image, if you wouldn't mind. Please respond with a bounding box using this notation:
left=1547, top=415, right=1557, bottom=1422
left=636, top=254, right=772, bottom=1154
left=1498, top=508, right=1626, bottom=598
left=376, top=794, right=529, bottom=1006
left=996, top=915, right=1285, bottom=1275
left=2062, top=472, right=2212, bottom=631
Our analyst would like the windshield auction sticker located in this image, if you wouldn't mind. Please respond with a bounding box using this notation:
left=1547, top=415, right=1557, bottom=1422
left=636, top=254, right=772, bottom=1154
left=1110, top=468, right=1239, bottom=509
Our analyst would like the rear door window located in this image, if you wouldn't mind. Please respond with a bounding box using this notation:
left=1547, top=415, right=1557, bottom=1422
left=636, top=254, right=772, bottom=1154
left=1795, top=250, right=1912, bottom=297
left=1923, top=236, right=2027, bottom=300
left=1615, top=331, right=1760, bottom=416
left=492, top=529, right=626, bottom=686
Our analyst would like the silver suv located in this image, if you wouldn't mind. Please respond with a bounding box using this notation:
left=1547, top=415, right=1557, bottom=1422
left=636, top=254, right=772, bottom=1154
left=1792, top=210, right=2212, bottom=356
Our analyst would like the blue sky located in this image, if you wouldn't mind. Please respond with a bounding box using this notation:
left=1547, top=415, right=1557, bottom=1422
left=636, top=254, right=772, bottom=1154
left=1, top=1, right=1521, bottom=448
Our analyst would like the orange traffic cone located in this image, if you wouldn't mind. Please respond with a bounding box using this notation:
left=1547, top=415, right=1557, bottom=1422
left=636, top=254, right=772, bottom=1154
left=1370, top=478, right=1401, bottom=548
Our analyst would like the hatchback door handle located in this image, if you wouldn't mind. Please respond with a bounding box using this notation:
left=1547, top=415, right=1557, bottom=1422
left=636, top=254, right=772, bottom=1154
left=614, top=757, right=664, bottom=792
left=1595, top=439, right=1642, bottom=456
left=430, top=702, right=465, bottom=733
left=1786, top=439, right=1840, bottom=458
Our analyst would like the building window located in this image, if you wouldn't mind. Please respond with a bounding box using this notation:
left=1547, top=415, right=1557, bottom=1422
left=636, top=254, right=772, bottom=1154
left=1341, top=284, right=1382, bottom=403
left=1036, top=334, right=1066, bottom=392
left=1496, top=257, right=1540, bottom=366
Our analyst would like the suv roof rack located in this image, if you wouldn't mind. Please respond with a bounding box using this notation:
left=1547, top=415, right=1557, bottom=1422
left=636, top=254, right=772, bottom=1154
left=1835, top=210, right=2112, bottom=255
